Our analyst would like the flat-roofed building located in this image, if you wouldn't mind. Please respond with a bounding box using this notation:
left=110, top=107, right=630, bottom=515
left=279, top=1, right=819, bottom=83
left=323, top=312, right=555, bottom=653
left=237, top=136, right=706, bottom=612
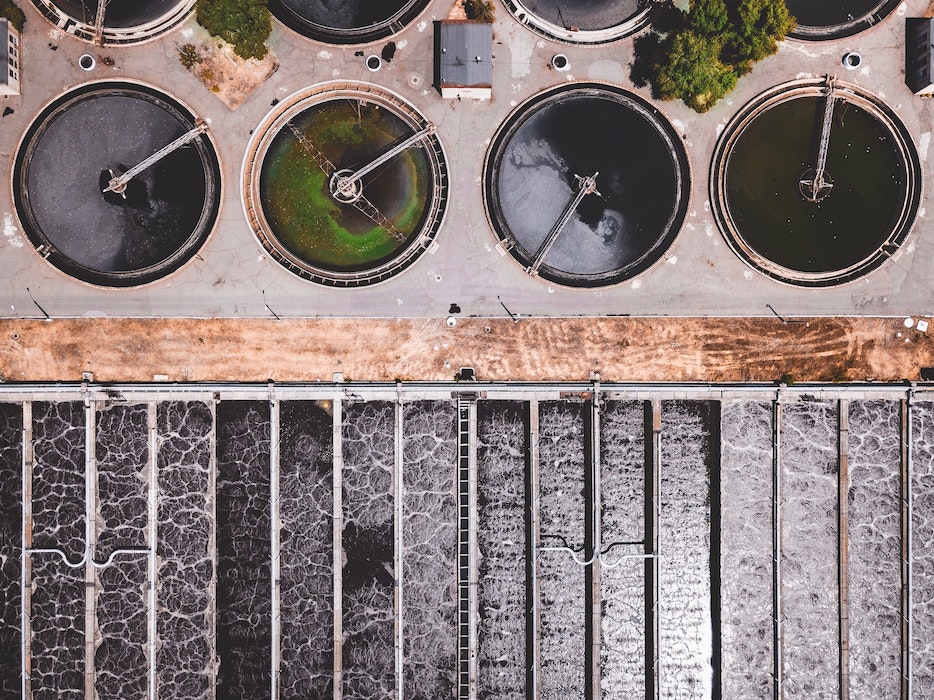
left=0, top=19, right=19, bottom=96
left=906, top=17, right=934, bottom=96
left=434, top=20, right=492, bottom=100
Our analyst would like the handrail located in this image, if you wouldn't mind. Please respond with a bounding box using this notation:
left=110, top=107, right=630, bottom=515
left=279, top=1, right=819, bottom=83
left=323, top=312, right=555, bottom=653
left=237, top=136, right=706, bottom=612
left=538, top=545, right=659, bottom=568
left=26, top=546, right=150, bottom=569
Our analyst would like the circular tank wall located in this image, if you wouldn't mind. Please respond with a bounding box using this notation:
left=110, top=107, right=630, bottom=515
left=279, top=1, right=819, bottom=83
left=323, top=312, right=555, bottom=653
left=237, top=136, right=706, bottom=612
left=243, top=82, right=448, bottom=287
left=484, top=82, right=690, bottom=288
left=710, top=79, right=921, bottom=287
left=30, top=0, right=193, bottom=44
left=505, top=0, right=652, bottom=43
left=13, top=81, right=221, bottom=287
left=269, top=0, right=429, bottom=44
left=785, top=0, right=901, bottom=40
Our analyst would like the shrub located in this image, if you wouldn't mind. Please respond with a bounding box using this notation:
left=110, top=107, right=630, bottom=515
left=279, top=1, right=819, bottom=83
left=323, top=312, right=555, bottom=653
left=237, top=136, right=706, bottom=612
left=463, top=0, right=495, bottom=21
left=0, top=0, right=25, bottom=32
left=178, top=43, right=203, bottom=68
left=196, top=0, right=271, bottom=60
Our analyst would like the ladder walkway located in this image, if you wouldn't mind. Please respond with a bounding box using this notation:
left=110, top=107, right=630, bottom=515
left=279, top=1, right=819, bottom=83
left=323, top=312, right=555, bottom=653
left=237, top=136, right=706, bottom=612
left=286, top=121, right=406, bottom=242
left=93, top=0, right=108, bottom=44
left=800, top=77, right=837, bottom=201
left=286, top=121, right=337, bottom=175
left=456, top=396, right=478, bottom=700
left=528, top=172, right=600, bottom=275
left=331, top=125, right=434, bottom=199
left=815, top=80, right=837, bottom=182
left=103, top=121, right=208, bottom=196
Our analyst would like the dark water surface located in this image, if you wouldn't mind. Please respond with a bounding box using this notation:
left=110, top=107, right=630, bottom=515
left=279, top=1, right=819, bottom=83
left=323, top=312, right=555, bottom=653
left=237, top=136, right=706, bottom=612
left=216, top=401, right=272, bottom=698
left=477, top=401, right=527, bottom=700
left=342, top=401, right=395, bottom=699
left=725, top=96, right=905, bottom=273
left=156, top=401, right=214, bottom=699
left=785, top=0, right=891, bottom=27
left=260, top=100, right=430, bottom=272
left=17, top=85, right=217, bottom=283
left=46, top=0, right=182, bottom=27
left=0, top=404, right=21, bottom=697
left=519, top=0, right=643, bottom=31
left=95, top=404, right=149, bottom=700
left=31, top=402, right=86, bottom=697
left=279, top=401, right=334, bottom=698
left=273, top=0, right=417, bottom=29
left=490, top=86, right=686, bottom=283
left=401, top=401, right=457, bottom=700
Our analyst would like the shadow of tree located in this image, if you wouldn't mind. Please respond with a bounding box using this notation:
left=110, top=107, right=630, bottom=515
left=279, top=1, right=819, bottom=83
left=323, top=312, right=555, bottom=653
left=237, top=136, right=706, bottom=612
left=630, top=32, right=664, bottom=98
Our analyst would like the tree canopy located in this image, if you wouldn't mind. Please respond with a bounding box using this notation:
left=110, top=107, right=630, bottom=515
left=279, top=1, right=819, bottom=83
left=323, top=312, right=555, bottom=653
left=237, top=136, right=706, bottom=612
left=638, top=0, right=795, bottom=112
left=463, top=0, right=495, bottom=21
left=656, top=30, right=737, bottom=112
left=0, top=0, right=25, bottom=32
left=196, top=0, right=271, bottom=60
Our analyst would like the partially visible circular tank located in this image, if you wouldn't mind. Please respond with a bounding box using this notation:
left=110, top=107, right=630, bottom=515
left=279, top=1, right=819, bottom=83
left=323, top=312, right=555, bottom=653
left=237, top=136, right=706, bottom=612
left=484, top=83, right=690, bottom=288
left=29, top=0, right=193, bottom=44
left=785, top=0, right=901, bottom=40
left=269, top=0, right=429, bottom=44
left=504, top=0, right=652, bottom=43
left=13, top=81, right=221, bottom=287
left=710, top=79, right=921, bottom=287
left=243, top=82, right=448, bottom=287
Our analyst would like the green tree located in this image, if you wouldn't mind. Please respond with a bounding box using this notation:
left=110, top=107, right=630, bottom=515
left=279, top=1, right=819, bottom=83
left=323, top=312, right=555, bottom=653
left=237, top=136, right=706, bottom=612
left=0, top=0, right=25, bottom=31
left=727, top=0, right=796, bottom=64
left=463, top=0, right=495, bottom=21
left=656, top=30, right=737, bottom=112
left=689, top=0, right=728, bottom=36
left=196, top=0, right=271, bottom=60
left=634, top=0, right=794, bottom=112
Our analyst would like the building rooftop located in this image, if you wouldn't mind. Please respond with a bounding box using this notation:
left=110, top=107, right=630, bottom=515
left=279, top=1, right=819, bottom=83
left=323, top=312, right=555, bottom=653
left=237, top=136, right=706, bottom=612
left=434, top=19, right=492, bottom=92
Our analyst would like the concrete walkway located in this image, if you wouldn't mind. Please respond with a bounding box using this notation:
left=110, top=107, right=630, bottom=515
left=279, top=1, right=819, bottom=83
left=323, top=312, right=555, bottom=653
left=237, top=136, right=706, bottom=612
left=1, top=0, right=934, bottom=318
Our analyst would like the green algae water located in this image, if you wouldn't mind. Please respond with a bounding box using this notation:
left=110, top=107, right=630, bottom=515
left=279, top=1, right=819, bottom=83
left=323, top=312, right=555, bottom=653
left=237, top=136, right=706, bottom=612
left=259, top=101, right=430, bottom=271
left=724, top=96, right=905, bottom=274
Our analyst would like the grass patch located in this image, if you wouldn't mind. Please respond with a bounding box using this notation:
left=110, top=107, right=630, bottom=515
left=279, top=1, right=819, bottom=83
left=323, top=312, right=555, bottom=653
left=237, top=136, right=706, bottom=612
left=196, top=0, right=270, bottom=60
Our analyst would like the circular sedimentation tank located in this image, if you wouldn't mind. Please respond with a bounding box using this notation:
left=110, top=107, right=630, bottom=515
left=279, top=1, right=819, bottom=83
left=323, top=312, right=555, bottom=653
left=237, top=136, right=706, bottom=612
left=785, top=0, right=901, bottom=40
left=243, top=82, right=448, bottom=287
left=30, top=0, right=193, bottom=44
left=711, top=79, right=921, bottom=287
left=505, top=0, right=652, bottom=43
left=13, top=81, right=221, bottom=287
left=484, top=82, right=690, bottom=288
left=269, top=0, right=429, bottom=44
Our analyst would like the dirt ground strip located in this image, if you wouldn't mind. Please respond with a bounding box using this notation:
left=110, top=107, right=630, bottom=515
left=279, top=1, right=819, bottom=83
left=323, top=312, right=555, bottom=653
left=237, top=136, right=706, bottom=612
left=181, top=34, right=279, bottom=110
left=0, top=317, right=931, bottom=384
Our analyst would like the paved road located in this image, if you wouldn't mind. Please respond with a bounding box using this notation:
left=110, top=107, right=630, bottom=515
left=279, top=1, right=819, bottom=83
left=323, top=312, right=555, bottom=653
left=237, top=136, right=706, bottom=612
left=1, top=0, right=932, bottom=319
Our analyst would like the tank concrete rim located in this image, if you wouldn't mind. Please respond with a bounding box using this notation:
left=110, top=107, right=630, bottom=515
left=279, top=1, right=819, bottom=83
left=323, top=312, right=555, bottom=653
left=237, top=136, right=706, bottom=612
left=241, top=81, right=449, bottom=288
left=29, top=0, right=194, bottom=46
left=787, top=0, right=901, bottom=41
left=503, top=0, right=653, bottom=44
left=268, top=0, right=430, bottom=45
left=11, top=79, right=223, bottom=289
left=709, top=78, right=922, bottom=289
left=483, top=81, right=691, bottom=290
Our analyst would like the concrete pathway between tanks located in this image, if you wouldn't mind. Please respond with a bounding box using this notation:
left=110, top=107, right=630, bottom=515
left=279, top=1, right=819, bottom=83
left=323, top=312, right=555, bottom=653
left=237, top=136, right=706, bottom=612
left=0, top=317, right=931, bottom=383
